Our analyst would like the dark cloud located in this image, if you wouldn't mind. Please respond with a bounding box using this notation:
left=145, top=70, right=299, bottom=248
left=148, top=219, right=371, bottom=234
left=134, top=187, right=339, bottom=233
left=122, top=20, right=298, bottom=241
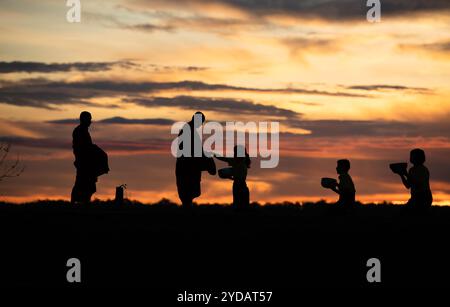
left=100, top=117, right=174, bottom=125
left=288, top=119, right=450, bottom=138
left=0, top=78, right=367, bottom=109
left=168, top=15, right=255, bottom=28
left=0, top=60, right=207, bottom=75
left=97, top=139, right=170, bottom=152
left=104, top=4, right=267, bottom=34
left=136, top=0, right=450, bottom=21
left=0, top=88, right=114, bottom=109
left=148, top=64, right=209, bottom=72
left=399, top=40, right=450, bottom=56
left=19, top=115, right=450, bottom=141
left=0, top=136, right=170, bottom=153
left=134, top=14, right=265, bottom=34
left=127, top=95, right=300, bottom=118
left=88, top=7, right=256, bottom=34
left=0, top=61, right=136, bottom=74
left=183, top=66, right=209, bottom=72
left=293, top=101, right=322, bottom=107
left=125, top=16, right=252, bottom=33
left=424, top=41, right=450, bottom=53
left=32, top=79, right=324, bottom=95
left=84, top=10, right=176, bottom=32
left=282, top=37, right=341, bottom=55
left=346, top=84, right=432, bottom=94
left=0, top=136, right=71, bottom=150
left=124, top=23, right=175, bottom=32
left=48, top=117, right=175, bottom=126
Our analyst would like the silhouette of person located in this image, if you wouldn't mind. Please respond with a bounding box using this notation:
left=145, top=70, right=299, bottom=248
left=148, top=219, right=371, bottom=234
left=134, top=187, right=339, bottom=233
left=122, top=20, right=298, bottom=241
left=71, top=111, right=98, bottom=204
left=329, top=159, right=356, bottom=209
left=398, top=148, right=433, bottom=210
left=175, top=112, right=214, bottom=209
left=215, top=145, right=251, bottom=209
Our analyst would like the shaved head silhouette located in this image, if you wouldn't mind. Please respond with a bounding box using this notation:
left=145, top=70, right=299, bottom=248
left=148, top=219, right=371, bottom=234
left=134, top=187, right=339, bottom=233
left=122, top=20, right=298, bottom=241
left=80, top=111, right=92, bottom=127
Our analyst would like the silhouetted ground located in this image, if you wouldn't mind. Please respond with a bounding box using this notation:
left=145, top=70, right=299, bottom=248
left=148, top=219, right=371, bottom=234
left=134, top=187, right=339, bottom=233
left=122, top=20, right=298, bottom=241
left=1, top=199, right=449, bottom=291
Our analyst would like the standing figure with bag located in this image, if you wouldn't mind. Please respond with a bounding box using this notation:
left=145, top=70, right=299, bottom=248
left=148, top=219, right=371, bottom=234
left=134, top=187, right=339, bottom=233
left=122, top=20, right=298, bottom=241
left=71, top=111, right=109, bottom=205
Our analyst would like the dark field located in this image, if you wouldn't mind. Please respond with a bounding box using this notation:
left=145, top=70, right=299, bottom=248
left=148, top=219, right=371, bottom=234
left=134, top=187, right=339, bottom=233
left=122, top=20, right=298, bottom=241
left=1, top=199, right=450, bottom=291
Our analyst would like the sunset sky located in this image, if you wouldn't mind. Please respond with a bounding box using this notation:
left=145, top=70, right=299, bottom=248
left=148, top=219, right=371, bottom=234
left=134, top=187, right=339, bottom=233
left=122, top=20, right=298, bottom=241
left=1, top=0, right=450, bottom=204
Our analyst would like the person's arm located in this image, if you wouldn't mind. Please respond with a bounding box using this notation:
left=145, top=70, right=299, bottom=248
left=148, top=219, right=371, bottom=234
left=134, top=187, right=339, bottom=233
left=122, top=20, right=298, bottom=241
left=399, top=173, right=411, bottom=189
left=330, top=179, right=340, bottom=195
left=330, top=185, right=340, bottom=195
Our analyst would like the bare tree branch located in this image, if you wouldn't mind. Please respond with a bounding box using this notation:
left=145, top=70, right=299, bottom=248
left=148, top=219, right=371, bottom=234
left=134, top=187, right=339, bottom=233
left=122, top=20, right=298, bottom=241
left=0, top=142, right=25, bottom=182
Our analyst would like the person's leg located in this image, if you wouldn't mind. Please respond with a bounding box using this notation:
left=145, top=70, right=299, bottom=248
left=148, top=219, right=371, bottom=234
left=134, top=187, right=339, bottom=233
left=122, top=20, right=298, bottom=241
left=71, top=184, right=79, bottom=204
left=333, top=198, right=347, bottom=215
left=78, top=191, right=89, bottom=205
left=402, top=198, right=415, bottom=215
left=71, top=174, right=82, bottom=204
left=233, top=182, right=248, bottom=210
left=88, top=179, right=97, bottom=203
left=416, top=194, right=432, bottom=215
left=343, top=196, right=355, bottom=214
left=243, top=184, right=250, bottom=208
left=177, top=174, right=197, bottom=209
left=181, top=196, right=193, bottom=209
left=177, top=177, right=187, bottom=208
left=76, top=176, right=96, bottom=205
left=178, top=186, right=193, bottom=209
left=232, top=182, right=239, bottom=209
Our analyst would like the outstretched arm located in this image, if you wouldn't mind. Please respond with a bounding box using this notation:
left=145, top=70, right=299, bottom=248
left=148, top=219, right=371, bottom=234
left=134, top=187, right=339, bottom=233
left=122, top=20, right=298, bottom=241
left=330, top=184, right=340, bottom=195
left=399, top=174, right=411, bottom=189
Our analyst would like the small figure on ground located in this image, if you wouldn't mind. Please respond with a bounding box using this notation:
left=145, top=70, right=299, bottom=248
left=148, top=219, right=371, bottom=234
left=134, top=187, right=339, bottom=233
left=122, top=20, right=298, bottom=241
left=215, top=145, right=251, bottom=210
left=390, top=148, right=433, bottom=212
left=321, top=159, right=356, bottom=210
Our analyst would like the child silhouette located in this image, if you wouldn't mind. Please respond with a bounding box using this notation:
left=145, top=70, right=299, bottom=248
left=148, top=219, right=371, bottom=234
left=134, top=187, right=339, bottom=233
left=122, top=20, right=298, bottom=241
left=327, top=159, right=356, bottom=208
left=398, top=149, right=433, bottom=209
left=215, top=145, right=251, bottom=209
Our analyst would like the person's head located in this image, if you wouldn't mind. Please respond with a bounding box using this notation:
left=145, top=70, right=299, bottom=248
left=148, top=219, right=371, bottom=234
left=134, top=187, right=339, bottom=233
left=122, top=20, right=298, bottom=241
left=79, top=111, right=92, bottom=127
left=191, top=112, right=205, bottom=128
left=336, top=159, right=351, bottom=174
left=410, top=148, right=426, bottom=165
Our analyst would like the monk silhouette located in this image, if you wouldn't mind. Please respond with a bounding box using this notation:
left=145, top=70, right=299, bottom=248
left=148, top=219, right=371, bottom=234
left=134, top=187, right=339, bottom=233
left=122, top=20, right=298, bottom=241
left=333, top=159, right=356, bottom=209
left=71, top=111, right=109, bottom=204
left=215, top=145, right=251, bottom=210
left=175, top=112, right=215, bottom=209
left=321, top=159, right=356, bottom=210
